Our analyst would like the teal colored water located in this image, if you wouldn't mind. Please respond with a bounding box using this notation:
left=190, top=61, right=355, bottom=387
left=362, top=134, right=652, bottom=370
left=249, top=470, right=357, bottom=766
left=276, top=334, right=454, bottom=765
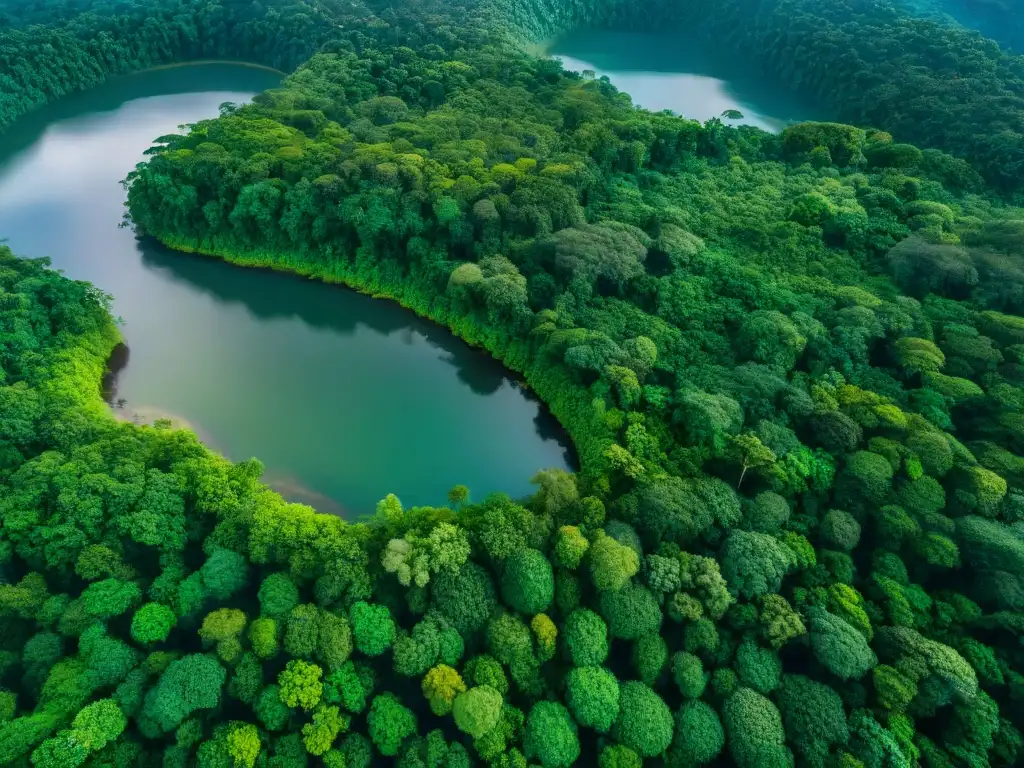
left=0, top=64, right=574, bottom=517
left=549, top=29, right=823, bottom=132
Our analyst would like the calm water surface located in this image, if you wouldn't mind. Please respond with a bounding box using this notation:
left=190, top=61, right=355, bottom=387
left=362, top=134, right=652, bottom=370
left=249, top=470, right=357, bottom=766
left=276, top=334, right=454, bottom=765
left=549, top=29, right=823, bottom=132
left=0, top=64, right=573, bottom=516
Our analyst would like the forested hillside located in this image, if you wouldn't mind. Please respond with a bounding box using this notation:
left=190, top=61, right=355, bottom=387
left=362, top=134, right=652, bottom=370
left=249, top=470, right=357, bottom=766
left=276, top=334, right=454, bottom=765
left=5, top=0, right=1024, bottom=767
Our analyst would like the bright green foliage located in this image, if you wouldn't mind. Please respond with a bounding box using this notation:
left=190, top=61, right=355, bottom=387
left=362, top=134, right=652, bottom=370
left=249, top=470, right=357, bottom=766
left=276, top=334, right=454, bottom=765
left=80, top=579, right=141, bottom=620
left=553, top=527, right=588, bottom=569
left=350, top=602, right=395, bottom=657
left=589, top=532, right=640, bottom=592
left=421, top=664, right=465, bottom=716
left=671, top=651, right=706, bottom=698
left=612, top=682, right=673, bottom=757
left=670, top=700, right=724, bottom=766
left=249, top=617, right=279, bottom=660
left=302, top=705, right=348, bottom=755
left=530, top=614, right=557, bottom=662
left=565, top=666, right=619, bottom=732
left=600, top=584, right=662, bottom=640
left=226, top=723, right=261, bottom=768
left=501, top=549, right=554, bottom=614
left=324, top=661, right=374, bottom=714
left=633, top=634, right=668, bottom=686
left=759, top=594, right=806, bottom=648
left=452, top=685, right=503, bottom=738
left=367, top=693, right=416, bottom=757
left=130, top=603, right=176, bottom=646
left=723, top=687, right=788, bottom=768
left=278, top=660, right=323, bottom=711
left=524, top=701, right=579, bottom=768
left=31, top=731, right=87, bottom=768
left=71, top=699, right=126, bottom=751
left=2, top=3, right=1024, bottom=766
left=199, top=608, right=247, bottom=662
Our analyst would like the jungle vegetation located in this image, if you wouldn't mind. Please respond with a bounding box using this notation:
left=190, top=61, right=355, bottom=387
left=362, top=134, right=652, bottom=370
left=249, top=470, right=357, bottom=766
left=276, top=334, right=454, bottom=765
left=4, top=0, right=1024, bottom=767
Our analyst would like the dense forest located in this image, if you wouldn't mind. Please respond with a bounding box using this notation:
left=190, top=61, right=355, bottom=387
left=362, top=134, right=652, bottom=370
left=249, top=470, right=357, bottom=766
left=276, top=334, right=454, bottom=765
left=5, top=0, right=1024, bottom=766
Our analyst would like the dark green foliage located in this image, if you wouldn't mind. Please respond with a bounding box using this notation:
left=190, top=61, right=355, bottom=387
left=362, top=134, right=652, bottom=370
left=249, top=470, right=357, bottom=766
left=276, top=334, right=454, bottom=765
left=723, top=687, right=788, bottom=768
left=139, top=654, right=226, bottom=735
left=501, top=549, right=554, bottom=615
left=259, top=574, right=300, bottom=618
left=669, top=700, right=724, bottom=766
left=809, top=609, right=877, bottom=681
left=600, top=584, right=662, bottom=641
left=430, top=562, right=497, bottom=636
left=776, top=674, right=850, bottom=765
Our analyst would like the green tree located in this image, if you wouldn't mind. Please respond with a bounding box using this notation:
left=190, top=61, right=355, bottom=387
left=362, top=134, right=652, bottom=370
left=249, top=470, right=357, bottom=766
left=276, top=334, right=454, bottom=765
left=350, top=602, right=395, bottom=657
left=139, top=654, right=226, bottom=735
left=501, top=549, right=554, bottom=615
left=565, top=666, right=619, bottom=732
left=452, top=685, right=503, bottom=739
left=612, top=681, right=673, bottom=758
left=367, top=694, right=416, bottom=757
left=589, top=531, right=640, bottom=592
left=278, top=660, right=323, bottom=711
left=131, top=603, right=177, bottom=646
left=71, top=699, right=126, bottom=751
left=808, top=608, right=877, bottom=681
left=723, top=687, right=788, bottom=768
left=669, top=700, right=724, bottom=766
left=776, top=675, right=850, bottom=765
left=421, top=664, right=465, bottom=716
left=258, top=574, right=299, bottom=617
left=524, top=701, right=580, bottom=768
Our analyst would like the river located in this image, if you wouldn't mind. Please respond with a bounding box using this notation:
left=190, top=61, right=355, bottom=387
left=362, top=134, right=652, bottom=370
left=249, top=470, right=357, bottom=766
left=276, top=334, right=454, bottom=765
left=0, top=63, right=574, bottom=517
left=547, top=29, right=822, bottom=132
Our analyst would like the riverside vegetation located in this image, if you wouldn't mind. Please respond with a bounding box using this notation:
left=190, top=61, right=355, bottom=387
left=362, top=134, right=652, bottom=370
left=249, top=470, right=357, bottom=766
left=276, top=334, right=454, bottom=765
left=5, top=0, right=1024, bottom=766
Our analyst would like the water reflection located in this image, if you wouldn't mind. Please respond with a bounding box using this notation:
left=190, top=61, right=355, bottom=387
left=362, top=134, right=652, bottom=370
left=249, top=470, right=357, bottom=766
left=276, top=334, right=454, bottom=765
left=136, top=239, right=514, bottom=399
left=1, top=64, right=575, bottom=515
left=549, top=28, right=822, bottom=131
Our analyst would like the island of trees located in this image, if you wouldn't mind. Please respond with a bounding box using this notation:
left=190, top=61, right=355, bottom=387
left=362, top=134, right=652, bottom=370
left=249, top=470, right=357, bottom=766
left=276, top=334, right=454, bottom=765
left=4, top=0, right=1024, bottom=766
